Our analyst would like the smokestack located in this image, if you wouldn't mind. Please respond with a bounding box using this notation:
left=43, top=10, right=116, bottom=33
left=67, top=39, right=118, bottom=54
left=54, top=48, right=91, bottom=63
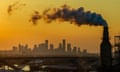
left=100, top=26, right=112, bottom=71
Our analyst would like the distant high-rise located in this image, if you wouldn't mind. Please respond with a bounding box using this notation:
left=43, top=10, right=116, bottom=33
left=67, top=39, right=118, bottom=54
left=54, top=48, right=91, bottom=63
left=73, top=46, right=77, bottom=52
left=25, top=44, right=28, bottom=49
left=78, top=47, right=81, bottom=53
left=67, top=43, right=71, bottom=52
left=59, top=43, right=62, bottom=48
left=34, top=44, right=37, bottom=49
left=62, top=39, right=66, bottom=51
left=50, top=44, right=54, bottom=50
left=12, top=46, right=18, bottom=52
left=45, top=40, right=48, bottom=49
left=18, top=44, right=23, bottom=52
left=38, top=43, right=45, bottom=49
left=83, top=49, right=87, bottom=53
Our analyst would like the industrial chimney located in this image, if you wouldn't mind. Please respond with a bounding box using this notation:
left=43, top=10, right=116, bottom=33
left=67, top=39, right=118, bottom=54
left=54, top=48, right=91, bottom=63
left=100, top=26, right=112, bottom=71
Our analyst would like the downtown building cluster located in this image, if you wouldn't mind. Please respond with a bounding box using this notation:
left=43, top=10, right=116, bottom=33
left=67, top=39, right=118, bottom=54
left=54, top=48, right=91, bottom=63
left=0, top=39, right=97, bottom=57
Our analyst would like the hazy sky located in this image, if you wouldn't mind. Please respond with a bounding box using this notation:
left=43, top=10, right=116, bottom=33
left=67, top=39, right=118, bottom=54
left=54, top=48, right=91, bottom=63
left=0, top=0, right=120, bottom=53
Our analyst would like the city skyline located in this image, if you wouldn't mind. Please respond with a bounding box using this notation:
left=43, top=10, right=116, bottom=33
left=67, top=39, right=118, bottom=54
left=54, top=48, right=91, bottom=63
left=0, top=39, right=98, bottom=57
left=3, top=39, right=83, bottom=52
left=0, top=0, right=120, bottom=53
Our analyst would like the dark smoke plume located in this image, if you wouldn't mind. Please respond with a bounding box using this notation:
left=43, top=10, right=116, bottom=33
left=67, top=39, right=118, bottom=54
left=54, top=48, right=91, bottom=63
left=42, top=4, right=107, bottom=27
left=29, top=11, right=42, bottom=25
left=8, top=1, right=26, bottom=15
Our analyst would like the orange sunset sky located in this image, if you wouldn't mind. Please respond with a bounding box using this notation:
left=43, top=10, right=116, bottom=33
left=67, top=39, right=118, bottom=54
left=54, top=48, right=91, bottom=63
left=0, top=0, right=120, bottom=53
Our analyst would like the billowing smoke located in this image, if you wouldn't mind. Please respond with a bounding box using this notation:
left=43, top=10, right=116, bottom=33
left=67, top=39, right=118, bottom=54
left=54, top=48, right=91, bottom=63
left=8, top=1, right=26, bottom=15
left=41, top=4, right=107, bottom=27
left=29, top=11, right=42, bottom=25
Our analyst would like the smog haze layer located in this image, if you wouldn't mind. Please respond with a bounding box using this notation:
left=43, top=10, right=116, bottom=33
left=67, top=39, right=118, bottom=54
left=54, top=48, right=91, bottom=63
left=0, top=0, right=120, bottom=53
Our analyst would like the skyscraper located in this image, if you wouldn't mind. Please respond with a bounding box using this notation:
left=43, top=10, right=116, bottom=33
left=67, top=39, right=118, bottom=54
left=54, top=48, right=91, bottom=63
left=73, top=46, right=77, bottom=52
left=59, top=43, right=62, bottom=48
left=50, top=44, right=54, bottom=50
left=62, top=39, right=66, bottom=51
left=78, top=47, right=81, bottom=53
left=67, top=43, right=71, bottom=52
left=45, top=40, right=48, bottom=49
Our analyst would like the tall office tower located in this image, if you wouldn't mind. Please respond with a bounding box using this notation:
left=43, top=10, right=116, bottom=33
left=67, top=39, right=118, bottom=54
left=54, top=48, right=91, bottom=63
left=78, top=47, right=81, bottom=53
left=83, top=49, right=87, bottom=53
left=45, top=40, right=48, bottom=49
left=73, top=46, right=77, bottom=52
left=25, top=44, right=28, bottom=48
left=67, top=43, right=71, bottom=52
left=59, top=43, right=62, bottom=49
left=34, top=44, right=37, bottom=48
left=62, top=39, right=66, bottom=51
left=100, top=27, right=112, bottom=70
left=50, top=44, right=54, bottom=50
left=33, top=44, right=39, bottom=52
left=12, top=46, right=18, bottom=52
left=18, top=44, right=23, bottom=52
